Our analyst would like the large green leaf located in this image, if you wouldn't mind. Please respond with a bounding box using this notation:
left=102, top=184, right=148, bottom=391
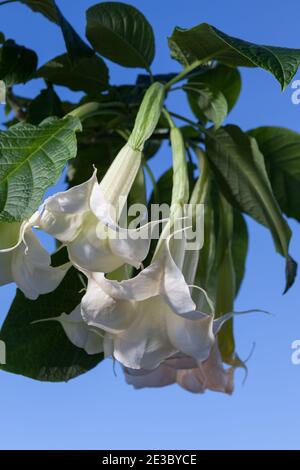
left=19, top=0, right=94, bottom=63
left=28, top=83, right=63, bottom=124
left=86, top=2, right=155, bottom=69
left=0, top=116, right=82, bottom=222
left=249, top=126, right=300, bottom=222
left=169, top=23, right=300, bottom=89
left=195, top=185, right=243, bottom=367
left=0, top=39, right=37, bottom=86
left=214, top=194, right=237, bottom=365
left=0, top=269, right=103, bottom=382
left=205, top=124, right=297, bottom=292
left=184, top=82, right=228, bottom=128
left=37, top=53, right=109, bottom=94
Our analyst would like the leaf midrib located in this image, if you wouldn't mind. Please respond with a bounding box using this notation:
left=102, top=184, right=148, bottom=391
left=0, top=120, right=72, bottom=187
left=89, top=15, right=151, bottom=69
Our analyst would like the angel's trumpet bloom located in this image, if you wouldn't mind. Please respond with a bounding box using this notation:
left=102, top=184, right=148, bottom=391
left=124, top=343, right=234, bottom=395
left=76, top=232, right=229, bottom=370
left=36, top=83, right=165, bottom=274
left=0, top=216, right=68, bottom=300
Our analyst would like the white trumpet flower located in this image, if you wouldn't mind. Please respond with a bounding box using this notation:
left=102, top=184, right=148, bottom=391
left=77, top=233, right=230, bottom=370
left=124, top=343, right=234, bottom=394
left=0, top=216, right=69, bottom=300
left=36, top=81, right=166, bottom=274
left=36, top=147, right=154, bottom=273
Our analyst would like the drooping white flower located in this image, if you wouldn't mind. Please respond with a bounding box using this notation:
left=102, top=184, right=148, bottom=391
left=36, top=82, right=166, bottom=274
left=36, top=150, right=155, bottom=273
left=77, top=232, right=229, bottom=370
left=124, top=343, right=234, bottom=395
left=0, top=215, right=69, bottom=300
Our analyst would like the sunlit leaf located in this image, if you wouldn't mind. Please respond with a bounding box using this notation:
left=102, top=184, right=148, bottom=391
left=169, top=23, right=300, bottom=89
left=0, top=116, right=82, bottom=221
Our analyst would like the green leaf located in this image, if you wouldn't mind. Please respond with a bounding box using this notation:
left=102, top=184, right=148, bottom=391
left=249, top=126, right=300, bottom=222
left=86, top=2, right=155, bottom=69
left=206, top=124, right=296, bottom=292
left=28, top=83, right=63, bottom=124
left=184, top=82, right=228, bottom=127
left=55, top=5, right=94, bottom=64
left=37, top=53, right=109, bottom=94
left=185, top=65, right=241, bottom=127
left=169, top=23, right=300, bottom=89
left=195, top=185, right=243, bottom=367
left=20, top=0, right=59, bottom=23
left=0, top=39, right=37, bottom=86
left=188, top=65, right=241, bottom=113
left=0, top=269, right=103, bottom=382
left=0, top=115, right=82, bottom=222
left=194, top=191, right=216, bottom=292
left=232, top=211, right=248, bottom=296
left=214, top=195, right=237, bottom=365
left=19, top=0, right=94, bottom=63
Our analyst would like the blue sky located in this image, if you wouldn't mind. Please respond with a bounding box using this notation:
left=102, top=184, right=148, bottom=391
left=0, top=0, right=300, bottom=450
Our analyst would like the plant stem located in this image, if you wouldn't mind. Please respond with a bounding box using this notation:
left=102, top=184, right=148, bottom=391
left=6, top=88, right=26, bottom=122
left=164, top=60, right=203, bottom=90
left=169, top=111, right=209, bottom=139
left=66, top=102, right=124, bottom=122
left=162, top=108, right=176, bottom=128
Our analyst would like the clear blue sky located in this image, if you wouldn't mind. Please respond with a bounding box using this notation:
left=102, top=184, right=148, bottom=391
left=0, top=0, right=300, bottom=450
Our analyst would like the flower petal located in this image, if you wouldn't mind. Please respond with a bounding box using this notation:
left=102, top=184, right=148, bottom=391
left=38, top=169, right=98, bottom=242
left=93, top=260, right=162, bottom=301
left=109, top=221, right=159, bottom=269
left=112, top=297, right=176, bottom=369
left=124, top=363, right=176, bottom=389
left=197, top=343, right=234, bottom=394
left=81, top=278, right=135, bottom=334
left=159, top=240, right=196, bottom=315
left=11, top=223, right=68, bottom=300
left=94, top=236, right=196, bottom=315
left=67, top=220, right=124, bottom=273
left=176, top=344, right=234, bottom=394
left=166, top=309, right=215, bottom=362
